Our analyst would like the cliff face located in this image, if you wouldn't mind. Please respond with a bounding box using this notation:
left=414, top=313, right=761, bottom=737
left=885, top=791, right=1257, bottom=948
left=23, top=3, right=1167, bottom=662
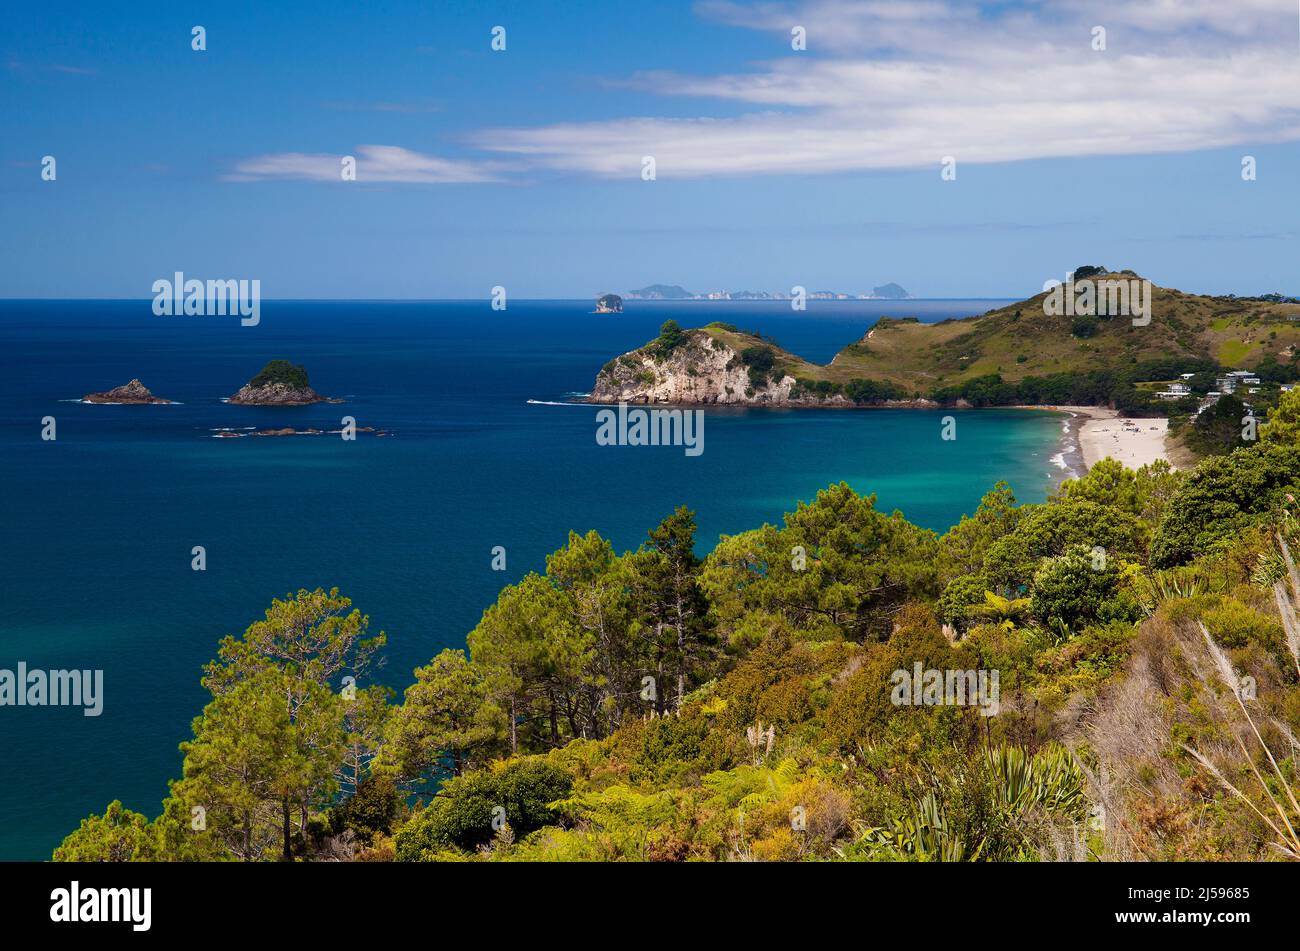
left=590, top=330, right=812, bottom=405
left=587, top=324, right=954, bottom=407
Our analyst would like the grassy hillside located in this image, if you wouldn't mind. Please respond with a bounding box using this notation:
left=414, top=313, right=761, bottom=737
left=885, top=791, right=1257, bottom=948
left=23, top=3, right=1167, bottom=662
left=685, top=275, right=1300, bottom=401
left=579, top=275, right=1300, bottom=413
left=831, top=275, right=1300, bottom=391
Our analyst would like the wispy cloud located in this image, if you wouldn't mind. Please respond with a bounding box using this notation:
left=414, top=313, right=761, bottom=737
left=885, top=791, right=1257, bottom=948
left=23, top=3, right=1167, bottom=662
left=227, top=144, right=505, bottom=184
left=470, top=0, right=1300, bottom=177
left=322, top=99, right=443, bottom=114
left=232, top=1, right=1300, bottom=184
left=6, top=59, right=97, bottom=77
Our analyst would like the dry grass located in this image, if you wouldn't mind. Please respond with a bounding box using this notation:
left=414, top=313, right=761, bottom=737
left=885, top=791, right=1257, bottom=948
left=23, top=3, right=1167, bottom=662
left=1081, top=622, right=1179, bottom=860
left=1083, top=595, right=1300, bottom=861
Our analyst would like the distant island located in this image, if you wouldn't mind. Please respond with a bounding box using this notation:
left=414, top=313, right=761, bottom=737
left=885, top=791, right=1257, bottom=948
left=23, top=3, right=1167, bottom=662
left=81, top=379, right=172, bottom=404
left=626, top=284, right=693, bottom=300
left=595, top=293, right=623, bottom=314
left=626, top=284, right=911, bottom=300
left=229, top=360, right=337, bottom=406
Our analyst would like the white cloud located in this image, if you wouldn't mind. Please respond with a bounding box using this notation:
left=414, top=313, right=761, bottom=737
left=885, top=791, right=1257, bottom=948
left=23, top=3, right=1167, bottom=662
left=232, top=1, right=1300, bottom=183
left=1062, top=0, right=1292, bottom=37
left=228, top=144, right=504, bottom=184
left=471, top=0, right=1300, bottom=178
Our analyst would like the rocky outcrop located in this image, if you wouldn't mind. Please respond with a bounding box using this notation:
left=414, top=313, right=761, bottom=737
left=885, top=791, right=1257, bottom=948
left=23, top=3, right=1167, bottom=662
left=596, top=294, right=624, bottom=314
left=590, top=329, right=780, bottom=400
left=228, top=360, right=337, bottom=405
left=82, top=379, right=172, bottom=404
left=228, top=381, right=332, bottom=405
left=590, top=330, right=805, bottom=405
left=588, top=327, right=935, bottom=408
left=215, top=425, right=384, bottom=438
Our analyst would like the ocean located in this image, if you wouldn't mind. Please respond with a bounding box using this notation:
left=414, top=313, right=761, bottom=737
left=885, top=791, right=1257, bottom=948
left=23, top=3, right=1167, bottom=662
left=0, top=297, right=1063, bottom=860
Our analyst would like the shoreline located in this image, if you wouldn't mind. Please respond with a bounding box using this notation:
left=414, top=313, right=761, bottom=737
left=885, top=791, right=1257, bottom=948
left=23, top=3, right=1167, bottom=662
left=1009, top=404, right=1172, bottom=476
left=580, top=397, right=1174, bottom=478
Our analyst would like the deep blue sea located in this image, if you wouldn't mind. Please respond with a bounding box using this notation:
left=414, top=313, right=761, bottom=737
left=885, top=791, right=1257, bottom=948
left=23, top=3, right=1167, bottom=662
left=0, top=298, right=1064, bottom=860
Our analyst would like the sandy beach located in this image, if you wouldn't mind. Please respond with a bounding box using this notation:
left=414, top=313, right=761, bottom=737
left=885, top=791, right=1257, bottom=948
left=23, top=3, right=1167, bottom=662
left=1028, top=405, right=1171, bottom=474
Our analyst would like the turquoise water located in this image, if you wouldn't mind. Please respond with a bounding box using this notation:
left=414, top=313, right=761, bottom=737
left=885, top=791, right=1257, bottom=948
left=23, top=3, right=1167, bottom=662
left=0, top=298, right=1061, bottom=859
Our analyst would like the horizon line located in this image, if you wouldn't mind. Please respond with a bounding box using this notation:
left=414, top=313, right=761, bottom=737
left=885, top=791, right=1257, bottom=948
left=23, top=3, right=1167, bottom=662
left=0, top=296, right=1024, bottom=304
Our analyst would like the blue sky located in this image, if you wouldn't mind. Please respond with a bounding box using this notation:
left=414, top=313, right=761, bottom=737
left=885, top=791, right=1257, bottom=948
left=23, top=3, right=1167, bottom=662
left=4, top=0, right=1300, bottom=299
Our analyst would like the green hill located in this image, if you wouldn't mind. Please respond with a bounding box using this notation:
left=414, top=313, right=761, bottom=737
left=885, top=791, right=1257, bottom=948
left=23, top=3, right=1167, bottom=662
left=591, top=273, right=1300, bottom=409
left=827, top=273, right=1300, bottom=391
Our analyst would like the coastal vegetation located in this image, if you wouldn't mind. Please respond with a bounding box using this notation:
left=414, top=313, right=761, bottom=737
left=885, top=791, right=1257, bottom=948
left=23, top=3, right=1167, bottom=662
left=248, top=360, right=311, bottom=390
left=54, top=390, right=1300, bottom=862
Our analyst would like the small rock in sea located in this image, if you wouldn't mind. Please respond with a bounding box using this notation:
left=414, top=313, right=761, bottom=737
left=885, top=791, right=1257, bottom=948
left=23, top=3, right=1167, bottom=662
left=82, top=379, right=172, bottom=404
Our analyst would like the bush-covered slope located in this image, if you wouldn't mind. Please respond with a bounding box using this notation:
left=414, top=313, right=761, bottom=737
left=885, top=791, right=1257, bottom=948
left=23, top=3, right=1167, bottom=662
left=53, top=393, right=1300, bottom=863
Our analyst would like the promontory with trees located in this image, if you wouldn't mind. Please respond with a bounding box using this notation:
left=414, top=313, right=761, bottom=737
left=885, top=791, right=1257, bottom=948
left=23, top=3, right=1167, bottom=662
left=591, top=270, right=1300, bottom=412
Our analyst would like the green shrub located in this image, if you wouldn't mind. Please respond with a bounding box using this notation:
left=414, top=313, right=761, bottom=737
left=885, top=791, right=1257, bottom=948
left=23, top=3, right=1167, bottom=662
left=656, top=320, right=687, bottom=353
left=938, top=575, right=987, bottom=629
left=52, top=801, right=156, bottom=862
left=249, top=359, right=310, bottom=389
left=843, top=378, right=903, bottom=403
left=1201, top=597, right=1284, bottom=653
left=329, top=774, right=404, bottom=846
left=394, top=759, right=572, bottom=858
left=1151, top=442, right=1300, bottom=566
left=1030, top=545, right=1123, bottom=630
left=1071, top=316, right=1099, bottom=338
